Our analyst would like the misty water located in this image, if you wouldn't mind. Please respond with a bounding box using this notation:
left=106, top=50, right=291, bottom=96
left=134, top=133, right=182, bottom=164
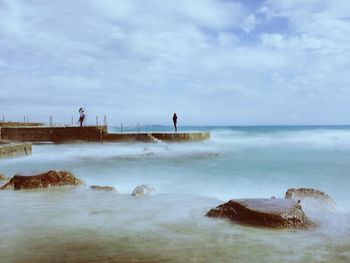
left=1, top=126, right=350, bottom=262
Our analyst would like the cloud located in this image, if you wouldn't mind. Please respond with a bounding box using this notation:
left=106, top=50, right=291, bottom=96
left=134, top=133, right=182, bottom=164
left=241, top=14, right=257, bottom=33
left=0, top=0, right=350, bottom=125
left=91, top=0, right=246, bottom=30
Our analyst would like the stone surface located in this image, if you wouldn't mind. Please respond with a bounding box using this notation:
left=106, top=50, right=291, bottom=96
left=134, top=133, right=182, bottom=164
left=0, top=170, right=85, bottom=190
left=0, top=173, right=9, bottom=180
left=1, top=126, right=107, bottom=143
left=206, top=198, right=316, bottom=229
left=0, top=122, right=43, bottom=127
left=2, top=126, right=209, bottom=143
left=151, top=132, right=210, bottom=142
left=132, top=184, right=155, bottom=197
left=90, top=185, right=116, bottom=192
left=104, top=132, right=210, bottom=143
left=285, top=188, right=336, bottom=209
left=0, top=143, right=32, bottom=158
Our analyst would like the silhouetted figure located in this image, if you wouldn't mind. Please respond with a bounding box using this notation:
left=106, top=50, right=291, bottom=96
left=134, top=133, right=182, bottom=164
left=173, top=113, right=178, bottom=132
left=79, top=108, right=85, bottom=127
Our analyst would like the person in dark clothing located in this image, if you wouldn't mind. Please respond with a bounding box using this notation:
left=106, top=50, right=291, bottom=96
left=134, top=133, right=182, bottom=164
left=79, top=108, right=85, bottom=127
left=173, top=113, right=178, bottom=132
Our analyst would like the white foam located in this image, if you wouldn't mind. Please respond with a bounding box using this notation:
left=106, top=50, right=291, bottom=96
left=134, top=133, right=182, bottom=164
left=211, top=128, right=350, bottom=149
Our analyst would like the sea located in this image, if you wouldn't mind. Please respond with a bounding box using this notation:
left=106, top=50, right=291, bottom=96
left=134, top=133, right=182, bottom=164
left=0, top=126, right=350, bottom=262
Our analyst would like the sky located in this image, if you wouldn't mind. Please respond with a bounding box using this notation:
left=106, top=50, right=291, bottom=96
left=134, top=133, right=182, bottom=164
left=0, top=0, right=350, bottom=125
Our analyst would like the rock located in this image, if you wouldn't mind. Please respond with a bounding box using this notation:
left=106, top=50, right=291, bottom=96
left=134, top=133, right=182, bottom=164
left=206, top=198, right=316, bottom=229
left=0, top=173, right=10, bottom=181
left=90, top=185, right=116, bottom=192
left=285, top=188, right=336, bottom=209
left=132, top=184, right=155, bottom=197
left=0, top=170, right=85, bottom=190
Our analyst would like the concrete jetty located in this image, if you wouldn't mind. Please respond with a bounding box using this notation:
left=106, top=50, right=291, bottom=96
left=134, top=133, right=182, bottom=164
left=0, top=122, right=43, bottom=127
left=0, top=125, right=210, bottom=143
left=0, top=126, right=107, bottom=142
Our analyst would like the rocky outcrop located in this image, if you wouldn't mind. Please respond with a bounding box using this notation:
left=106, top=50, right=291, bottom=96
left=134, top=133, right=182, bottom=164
left=0, top=170, right=85, bottom=190
left=90, top=185, right=116, bottom=192
left=0, top=173, right=10, bottom=180
left=132, top=184, right=155, bottom=197
left=285, top=188, right=336, bottom=208
left=0, top=142, right=32, bottom=158
left=206, top=198, right=316, bottom=229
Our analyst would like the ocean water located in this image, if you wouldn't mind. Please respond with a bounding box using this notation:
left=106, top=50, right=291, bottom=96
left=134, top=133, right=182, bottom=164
left=1, top=126, right=350, bottom=262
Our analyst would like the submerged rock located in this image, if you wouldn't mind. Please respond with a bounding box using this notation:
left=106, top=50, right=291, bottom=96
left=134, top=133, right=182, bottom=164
left=285, top=188, right=336, bottom=209
left=0, top=170, right=85, bottom=190
left=0, top=173, right=9, bottom=181
left=206, top=198, right=316, bottom=229
left=90, top=185, right=116, bottom=192
left=132, top=184, right=155, bottom=197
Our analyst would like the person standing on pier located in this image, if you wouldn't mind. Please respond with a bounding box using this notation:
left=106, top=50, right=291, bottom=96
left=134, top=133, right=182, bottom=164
left=79, top=108, right=85, bottom=127
left=173, top=113, right=178, bottom=132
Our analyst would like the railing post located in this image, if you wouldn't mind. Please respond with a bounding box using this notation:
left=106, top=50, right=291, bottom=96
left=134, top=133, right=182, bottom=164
left=121, top=123, right=123, bottom=134
left=49, top=116, right=53, bottom=126
left=96, top=116, right=99, bottom=126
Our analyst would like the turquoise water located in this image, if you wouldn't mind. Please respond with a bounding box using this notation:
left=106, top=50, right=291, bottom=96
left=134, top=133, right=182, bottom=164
left=1, top=126, right=350, bottom=262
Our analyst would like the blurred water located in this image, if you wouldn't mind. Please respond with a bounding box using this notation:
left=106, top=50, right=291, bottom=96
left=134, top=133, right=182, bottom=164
left=1, top=126, right=350, bottom=262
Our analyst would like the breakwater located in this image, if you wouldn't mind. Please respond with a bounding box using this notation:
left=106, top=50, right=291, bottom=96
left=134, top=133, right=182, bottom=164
left=0, top=122, right=43, bottom=127
left=0, top=126, right=107, bottom=142
left=0, top=126, right=210, bottom=143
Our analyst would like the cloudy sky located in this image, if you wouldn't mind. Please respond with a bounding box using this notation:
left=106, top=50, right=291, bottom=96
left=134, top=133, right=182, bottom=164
left=1, top=0, right=350, bottom=125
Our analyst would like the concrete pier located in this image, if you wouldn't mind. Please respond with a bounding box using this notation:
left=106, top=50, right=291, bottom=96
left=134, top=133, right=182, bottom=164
left=104, top=132, right=210, bottom=142
left=0, top=142, right=32, bottom=158
left=0, top=126, right=107, bottom=143
left=0, top=126, right=210, bottom=143
left=0, top=122, right=43, bottom=127
left=151, top=132, right=210, bottom=142
left=104, top=133, right=155, bottom=142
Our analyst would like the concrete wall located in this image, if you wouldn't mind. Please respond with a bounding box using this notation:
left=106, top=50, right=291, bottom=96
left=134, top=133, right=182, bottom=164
left=103, top=133, right=155, bottom=142
left=1, top=126, right=107, bottom=142
left=0, top=125, right=210, bottom=143
left=0, top=122, right=43, bottom=127
left=151, top=132, right=210, bottom=142
left=104, top=132, right=210, bottom=142
left=0, top=142, right=32, bottom=158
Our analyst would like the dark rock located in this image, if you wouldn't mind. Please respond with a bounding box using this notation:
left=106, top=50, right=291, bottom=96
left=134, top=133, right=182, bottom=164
left=132, top=184, right=155, bottom=197
left=206, top=198, right=316, bottom=229
left=0, top=170, right=85, bottom=190
left=90, top=185, right=116, bottom=192
left=285, top=188, right=336, bottom=208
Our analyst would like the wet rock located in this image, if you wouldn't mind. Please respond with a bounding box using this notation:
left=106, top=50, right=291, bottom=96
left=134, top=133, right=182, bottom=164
left=0, top=173, right=10, bottom=180
left=132, top=184, right=155, bottom=197
left=285, top=188, right=336, bottom=208
left=0, top=170, right=85, bottom=190
left=206, top=198, right=316, bottom=229
left=90, top=185, right=116, bottom=192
